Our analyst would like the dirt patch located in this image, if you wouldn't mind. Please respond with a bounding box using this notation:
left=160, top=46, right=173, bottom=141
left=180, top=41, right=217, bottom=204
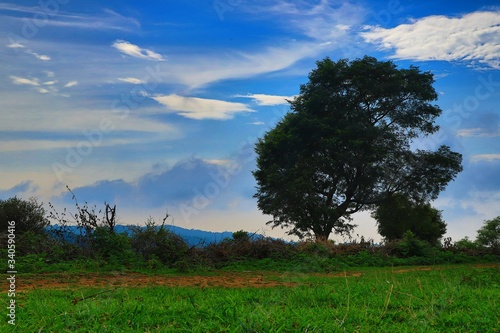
left=391, top=267, right=434, bottom=274
left=10, top=272, right=297, bottom=292
left=7, top=264, right=498, bottom=292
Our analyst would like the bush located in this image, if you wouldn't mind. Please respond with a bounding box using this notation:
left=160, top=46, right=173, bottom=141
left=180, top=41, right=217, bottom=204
left=476, top=216, right=500, bottom=252
left=91, top=227, right=135, bottom=266
left=0, top=197, right=49, bottom=235
left=395, top=230, right=432, bottom=257
left=130, top=217, right=188, bottom=266
left=454, top=237, right=479, bottom=251
left=232, top=230, right=250, bottom=241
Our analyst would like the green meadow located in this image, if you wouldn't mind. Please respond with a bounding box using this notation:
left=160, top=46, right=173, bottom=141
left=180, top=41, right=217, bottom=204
left=2, top=264, right=498, bottom=332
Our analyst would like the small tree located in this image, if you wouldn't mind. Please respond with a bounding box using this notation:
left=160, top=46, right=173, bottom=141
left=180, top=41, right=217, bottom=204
left=475, top=216, right=500, bottom=251
left=0, top=197, right=49, bottom=235
left=372, top=194, right=446, bottom=246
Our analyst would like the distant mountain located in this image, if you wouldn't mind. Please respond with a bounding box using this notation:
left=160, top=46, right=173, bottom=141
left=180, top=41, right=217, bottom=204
left=47, top=224, right=235, bottom=247
left=115, top=224, right=235, bottom=246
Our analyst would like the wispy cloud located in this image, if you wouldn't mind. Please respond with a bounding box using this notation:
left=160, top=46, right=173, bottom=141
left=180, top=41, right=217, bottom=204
left=457, top=127, right=500, bottom=137
left=152, top=94, right=253, bottom=120
left=0, top=106, right=180, bottom=136
left=64, top=81, right=78, bottom=88
left=471, top=154, right=500, bottom=162
left=27, top=51, right=51, bottom=61
left=112, top=40, right=165, bottom=61
left=117, top=77, right=145, bottom=84
left=236, top=93, right=295, bottom=106
left=0, top=4, right=140, bottom=31
left=243, top=0, right=366, bottom=42
left=6, top=42, right=25, bottom=48
left=167, top=42, right=322, bottom=88
left=361, top=10, right=500, bottom=69
left=10, top=76, right=39, bottom=86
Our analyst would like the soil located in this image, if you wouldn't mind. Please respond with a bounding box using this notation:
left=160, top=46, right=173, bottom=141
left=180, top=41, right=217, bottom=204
left=7, top=263, right=497, bottom=292
left=11, top=271, right=297, bottom=292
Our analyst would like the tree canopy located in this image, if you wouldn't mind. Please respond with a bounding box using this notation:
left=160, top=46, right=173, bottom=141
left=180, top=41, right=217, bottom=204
left=371, top=194, right=446, bottom=245
left=475, top=216, right=500, bottom=250
left=253, top=56, right=463, bottom=241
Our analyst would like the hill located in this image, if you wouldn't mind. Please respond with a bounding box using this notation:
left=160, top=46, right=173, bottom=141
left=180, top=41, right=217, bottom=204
left=47, top=224, right=235, bottom=247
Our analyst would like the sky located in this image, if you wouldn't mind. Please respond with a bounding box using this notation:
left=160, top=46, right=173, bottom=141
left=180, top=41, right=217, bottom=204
left=0, top=0, right=499, bottom=243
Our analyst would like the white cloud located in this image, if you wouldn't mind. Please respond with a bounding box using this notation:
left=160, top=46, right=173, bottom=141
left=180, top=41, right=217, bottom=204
left=112, top=40, right=164, bottom=61
left=236, top=93, right=295, bottom=106
left=43, top=81, right=58, bottom=85
left=117, top=77, right=145, bottom=84
left=37, top=88, right=51, bottom=94
left=471, top=154, right=500, bottom=162
left=6, top=42, right=24, bottom=48
left=248, top=121, right=265, bottom=125
left=361, top=10, right=500, bottom=69
left=64, top=81, right=78, bottom=88
left=28, top=51, right=51, bottom=61
left=456, top=128, right=500, bottom=137
left=9, top=76, right=39, bottom=86
left=152, top=94, right=254, bottom=120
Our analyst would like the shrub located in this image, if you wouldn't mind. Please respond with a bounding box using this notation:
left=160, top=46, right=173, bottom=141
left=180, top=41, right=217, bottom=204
left=0, top=197, right=49, bottom=235
left=91, top=227, right=135, bottom=266
left=129, top=217, right=188, bottom=266
left=232, top=230, right=250, bottom=241
left=395, top=230, right=432, bottom=257
left=475, top=216, right=500, bottom=252
left=454, top=237, right=479, bottom=250
left=300, top=241, right=331, bottom=257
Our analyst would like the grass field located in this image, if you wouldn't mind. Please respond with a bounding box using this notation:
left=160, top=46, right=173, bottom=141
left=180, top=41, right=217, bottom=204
left=2, top=264, right=498, bottom=332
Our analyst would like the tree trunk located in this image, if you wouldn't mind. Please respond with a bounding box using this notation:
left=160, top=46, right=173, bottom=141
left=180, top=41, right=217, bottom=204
left=314, top=232, right=330, bottom=243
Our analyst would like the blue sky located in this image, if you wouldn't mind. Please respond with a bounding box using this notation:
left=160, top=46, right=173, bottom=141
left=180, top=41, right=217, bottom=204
left=0, top=0, right=499, bottom=242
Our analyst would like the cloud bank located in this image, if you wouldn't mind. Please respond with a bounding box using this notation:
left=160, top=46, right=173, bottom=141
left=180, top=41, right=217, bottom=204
left=361, top=10, right=500, bottom=69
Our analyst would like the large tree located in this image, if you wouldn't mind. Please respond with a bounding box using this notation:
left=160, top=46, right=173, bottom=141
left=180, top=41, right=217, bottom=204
left=253, top=56, right=463, bottom=241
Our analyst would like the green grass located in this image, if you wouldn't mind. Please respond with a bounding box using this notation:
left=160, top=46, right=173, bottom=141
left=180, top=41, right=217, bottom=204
left=2, top=264, right=498, bottom=332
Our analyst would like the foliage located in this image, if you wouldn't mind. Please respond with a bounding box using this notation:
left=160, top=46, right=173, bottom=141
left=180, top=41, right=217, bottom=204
left=253, top=56, right=463, bottom=241
left=232, top=230, right=250, bottom=241
left=475, top=216, right=500, bottom=251
left=454, top=237, right=479, bottom=250
left=394, top=230, right=432, bottom=257
left=90, top=226, right=135, bottom=266
left=129, top=216, right=188, bottom=267
left=372, top=194, right=446, bottom=245
left=7, top=195, right=498, bottom=273
left=0, top=196, right=49, bottom=235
